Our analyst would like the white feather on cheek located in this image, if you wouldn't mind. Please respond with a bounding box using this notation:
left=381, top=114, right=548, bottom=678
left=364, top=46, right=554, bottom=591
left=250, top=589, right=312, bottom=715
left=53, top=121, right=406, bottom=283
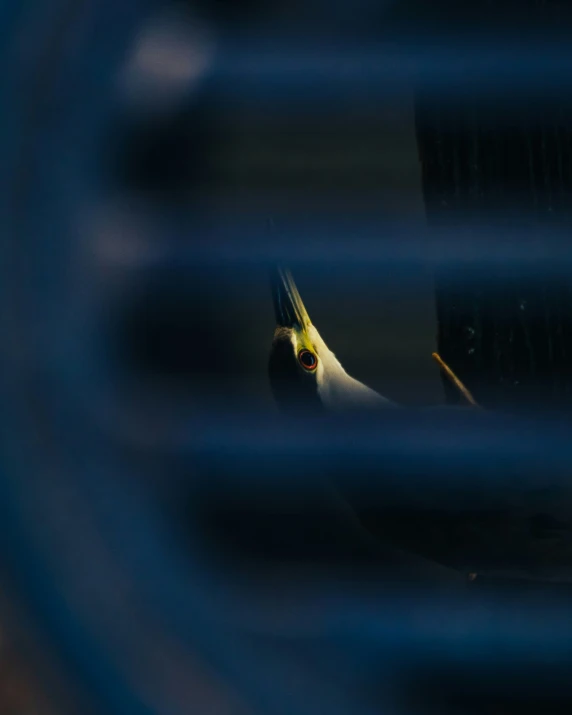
left=307, top=325, right=395, bottom=409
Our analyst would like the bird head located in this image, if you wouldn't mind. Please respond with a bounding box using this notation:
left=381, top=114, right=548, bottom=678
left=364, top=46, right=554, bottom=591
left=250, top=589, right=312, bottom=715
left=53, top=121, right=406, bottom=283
left=268, top=267, right=393, bottom=412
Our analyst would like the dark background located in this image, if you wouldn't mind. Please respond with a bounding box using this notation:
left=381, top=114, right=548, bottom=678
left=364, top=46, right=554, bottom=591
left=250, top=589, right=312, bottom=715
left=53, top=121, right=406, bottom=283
left=107, top=1, right=443, bottom=413
left=5, top=1, right=572, bottom=714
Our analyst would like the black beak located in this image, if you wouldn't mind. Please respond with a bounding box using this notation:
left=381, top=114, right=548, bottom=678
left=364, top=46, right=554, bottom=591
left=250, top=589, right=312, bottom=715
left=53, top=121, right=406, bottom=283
left=271, top=266, right=311, bottom=330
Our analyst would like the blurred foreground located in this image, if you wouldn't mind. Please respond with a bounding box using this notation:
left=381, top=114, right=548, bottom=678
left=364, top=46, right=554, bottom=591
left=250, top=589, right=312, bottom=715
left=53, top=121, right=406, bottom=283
left=3, top=1, right=572, bottom=714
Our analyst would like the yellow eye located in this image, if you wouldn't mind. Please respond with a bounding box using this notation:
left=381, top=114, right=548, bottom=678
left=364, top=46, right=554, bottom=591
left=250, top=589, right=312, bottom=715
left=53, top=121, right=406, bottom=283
left=298, top=349, right=317, bottom=371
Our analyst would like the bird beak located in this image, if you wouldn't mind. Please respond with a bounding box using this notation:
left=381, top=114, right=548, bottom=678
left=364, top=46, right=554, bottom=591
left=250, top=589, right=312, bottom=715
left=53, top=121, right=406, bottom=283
left=271, top=266, right=311, bottom=330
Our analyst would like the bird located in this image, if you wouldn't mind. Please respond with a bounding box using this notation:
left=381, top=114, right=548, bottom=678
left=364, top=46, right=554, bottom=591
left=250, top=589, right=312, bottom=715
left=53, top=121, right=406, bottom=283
left=268, top=265, right=476, bottom=411
left=266, top=268, right=572, bottom=587
left=266, top=265, right=481, bottom=587
left=268, top=266, right=572, bottom=584
left=268, top=266, right=397, bottom=412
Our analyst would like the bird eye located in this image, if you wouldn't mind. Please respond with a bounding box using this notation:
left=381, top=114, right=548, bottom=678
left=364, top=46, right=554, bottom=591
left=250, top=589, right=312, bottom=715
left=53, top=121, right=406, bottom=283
left=298, top=349, right=317, bottom=371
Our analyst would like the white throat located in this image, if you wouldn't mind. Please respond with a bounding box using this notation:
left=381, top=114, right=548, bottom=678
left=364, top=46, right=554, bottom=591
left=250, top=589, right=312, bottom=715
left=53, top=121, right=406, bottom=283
left=306, top=324, right=395, bottom=410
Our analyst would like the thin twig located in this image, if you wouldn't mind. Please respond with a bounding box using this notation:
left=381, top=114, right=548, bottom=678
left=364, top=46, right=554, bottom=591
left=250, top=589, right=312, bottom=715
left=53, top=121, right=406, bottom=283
left=432, top=352, right=481, bottom=408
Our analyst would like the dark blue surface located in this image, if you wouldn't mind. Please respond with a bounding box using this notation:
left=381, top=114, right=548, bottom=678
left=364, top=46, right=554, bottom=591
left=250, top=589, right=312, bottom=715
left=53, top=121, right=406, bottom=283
left=2, top=1, right=572, bottom=713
